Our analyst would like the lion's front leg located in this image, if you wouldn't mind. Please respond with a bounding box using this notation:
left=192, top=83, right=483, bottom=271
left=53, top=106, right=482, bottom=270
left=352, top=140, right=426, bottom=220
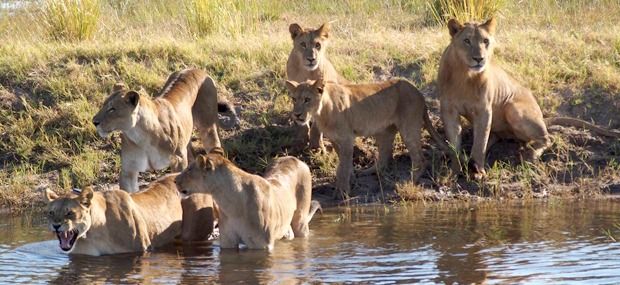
left=309, top=122, right=325, bottom=153
left=120, top=169, right=139, bottom=193
left=470, top=109, right=492, bottom=180
left=334, top=139, right=354, bottom=199
left=219, top=227, right=240, bottom=249
left=441, top=106, right=463, bottom=174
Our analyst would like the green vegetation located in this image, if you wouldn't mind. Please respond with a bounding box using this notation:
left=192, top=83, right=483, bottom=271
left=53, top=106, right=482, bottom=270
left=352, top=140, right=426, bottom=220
left=1, top=0, right=620, bottom=210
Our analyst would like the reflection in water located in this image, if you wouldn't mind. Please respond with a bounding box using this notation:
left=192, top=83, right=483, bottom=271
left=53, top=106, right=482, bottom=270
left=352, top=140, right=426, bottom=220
left=1, top=200, right=620, bottom=283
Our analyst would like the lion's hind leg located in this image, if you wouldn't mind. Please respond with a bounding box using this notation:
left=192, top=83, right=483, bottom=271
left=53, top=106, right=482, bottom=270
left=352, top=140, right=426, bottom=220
left=504, top=100, right=551, bottom=161
left=397, top=116, right=425, bottom=182
left=359, top=128, right=397, bottom=177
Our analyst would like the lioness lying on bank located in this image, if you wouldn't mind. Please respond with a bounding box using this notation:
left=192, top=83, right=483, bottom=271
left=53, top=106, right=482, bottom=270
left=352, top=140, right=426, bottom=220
left=286, top=78, right=449, bottom=196
left=288, top=22, right=349, bottom=151
left=175, top=148, right=321, bottom=250
left=92, top=68, right=238, bottom=193
left=43, top=174, right=216, bottom=256
left=438, top=18, right=620, bottom=179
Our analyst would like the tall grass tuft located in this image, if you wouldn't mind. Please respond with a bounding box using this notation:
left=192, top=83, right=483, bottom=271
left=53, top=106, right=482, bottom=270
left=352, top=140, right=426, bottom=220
left=427, top=0, right=505, bottom=24
left=184, top=0, right=283, bottom=37
left=41, top=0, right=101, bottom=41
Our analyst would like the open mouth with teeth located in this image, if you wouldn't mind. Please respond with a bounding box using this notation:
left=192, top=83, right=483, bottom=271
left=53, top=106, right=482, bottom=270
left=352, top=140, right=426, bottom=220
left=56, top=230, right=79, bottom=251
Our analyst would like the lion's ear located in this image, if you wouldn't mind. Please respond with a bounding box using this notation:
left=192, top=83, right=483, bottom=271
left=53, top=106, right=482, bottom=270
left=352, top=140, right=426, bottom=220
left=197, top=155, right=215, bottom=171
left=448, top=19, right=464, bottom=37
left=124, top=91, right=140, bottom=107
left=79, top=187, right=94, bottom=207
left=313, top=79, right=325, bottom=95
left=317, top=22, right=330, bottom=39
left=43, top=188, right=59, bottom=202
left=289, top=23, right=303, bottom=39
left=480, top=17, right=496, bottom=34
left=112, top=83, right=125, bottom=93
left=285, top=80, right=299, bottom=95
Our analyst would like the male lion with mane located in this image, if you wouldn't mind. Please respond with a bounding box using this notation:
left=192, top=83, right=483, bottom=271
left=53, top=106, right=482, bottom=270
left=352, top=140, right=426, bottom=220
left=175, top=148, right=321, bottom=250
left=43, top=174, right=216, bottom=256
left=438, top=18, right=620, bottom=179
left=286, top=78, right=450, bottom=197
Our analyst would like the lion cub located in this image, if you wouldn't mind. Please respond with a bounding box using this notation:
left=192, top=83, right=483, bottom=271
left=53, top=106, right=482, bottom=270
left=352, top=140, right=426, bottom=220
left=175, top=148, right=321, bottom=250
left=287, top=22, right=348, bottom=151
left=286, top=78, right=449, bottom=196
left=438, top=18, right=620, bottom=179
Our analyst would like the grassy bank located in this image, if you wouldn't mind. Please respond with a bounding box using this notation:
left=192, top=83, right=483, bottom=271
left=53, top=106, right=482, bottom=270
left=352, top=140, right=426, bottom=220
left=1, top=0, right=620, bottom=211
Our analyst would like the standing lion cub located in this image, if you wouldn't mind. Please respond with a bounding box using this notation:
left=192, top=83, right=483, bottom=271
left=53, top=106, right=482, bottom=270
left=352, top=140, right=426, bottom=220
left=438, top=18, right=620, bottom=179
left=287, top=22, right=348, bottom=151
left=175, top=148, right=321, bottom=250
left=286, top=78, right=449, bottom=197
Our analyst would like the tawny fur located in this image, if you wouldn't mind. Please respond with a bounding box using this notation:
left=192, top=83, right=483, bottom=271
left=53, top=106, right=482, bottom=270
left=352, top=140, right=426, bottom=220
left=286, top=78, right=449, bottom=196
left=92, top=68, right=237, bottom=193
left=287, top=22, right=349, bottom=151
left=438, top=18, right=620, bottom=179
left=42, top=174, right=215, bottom=256
left=175, top=149, right=320, bottom=250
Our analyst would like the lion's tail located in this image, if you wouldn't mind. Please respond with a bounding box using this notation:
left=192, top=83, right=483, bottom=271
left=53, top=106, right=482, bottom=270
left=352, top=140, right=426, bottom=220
left=193, top=75, right=240, bottom=150
left=545, top=117, right=620, bottom=138
left=423, top=107, right=452, bottom=153
left=306, top=200, right=322, bottom=224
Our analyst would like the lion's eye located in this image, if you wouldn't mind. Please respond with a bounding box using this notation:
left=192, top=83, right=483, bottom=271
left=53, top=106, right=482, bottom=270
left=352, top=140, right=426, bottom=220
left=464, top=39, right=471, bottom=45
left=304, top=97, right=310, bottom=103
left=291, top=97, right=297, bottom=103
left=48, top=211, right=54, bottom=217
left=300, top=42, right=306, bottom=48
left=483, top=38, right=489, bottom=45
left=66, top=211, right=74, bottom=218
left=107, top=108, right=115, bottom=113
left=315, top=42, right=321, bottom=50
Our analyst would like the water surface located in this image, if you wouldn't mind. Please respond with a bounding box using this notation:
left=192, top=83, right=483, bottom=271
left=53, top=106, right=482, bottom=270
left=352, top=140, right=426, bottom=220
left=1, top=200, right=620, bottom=284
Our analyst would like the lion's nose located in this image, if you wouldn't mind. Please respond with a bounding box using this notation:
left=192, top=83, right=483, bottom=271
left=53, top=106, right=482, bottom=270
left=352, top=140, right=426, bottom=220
left=53, top=224, right=61, bottom=231
left=294, top=112, right=303, bottom=119
left=93, top=119, right=100, bottom=127
left=306, top=57, right=315, bottom=62
left=472, top=56, right=484, bottom=63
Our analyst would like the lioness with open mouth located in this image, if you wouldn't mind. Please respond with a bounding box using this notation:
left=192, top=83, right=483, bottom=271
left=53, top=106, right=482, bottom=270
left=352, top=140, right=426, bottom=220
left=175, top=148, right=321, bottom=250
left=43, top=174, right=215, bottom=255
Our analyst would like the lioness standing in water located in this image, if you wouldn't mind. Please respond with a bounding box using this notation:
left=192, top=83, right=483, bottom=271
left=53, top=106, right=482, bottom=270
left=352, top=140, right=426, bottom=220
left=438, top=18, right=620, bottom=179
left=287, top=22, right=348, bottom=151
left=43, top=174, right=207, bottom=255
left=175, top=148, right=321, bottom=250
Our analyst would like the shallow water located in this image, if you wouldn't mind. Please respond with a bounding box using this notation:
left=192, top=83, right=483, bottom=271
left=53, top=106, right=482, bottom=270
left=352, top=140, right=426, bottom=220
left=1, top=200, right=620, bottom=284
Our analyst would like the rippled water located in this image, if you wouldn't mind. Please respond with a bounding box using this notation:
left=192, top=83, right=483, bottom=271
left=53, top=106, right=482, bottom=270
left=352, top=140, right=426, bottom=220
left=2, top=200, right=620, bottom=284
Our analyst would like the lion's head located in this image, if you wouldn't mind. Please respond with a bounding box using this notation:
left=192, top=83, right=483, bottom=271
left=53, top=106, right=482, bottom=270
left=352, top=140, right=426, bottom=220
left=92, top=83, right=141, bottom=138
left=289, top=22, right=331, bottom=71
left=447, top=18, right=497, bottom=74
left=175, top=148, right=229, bottom=196
left=285, top=79, right=325, bottom=126
left=43, top=187, right=94, bottom=252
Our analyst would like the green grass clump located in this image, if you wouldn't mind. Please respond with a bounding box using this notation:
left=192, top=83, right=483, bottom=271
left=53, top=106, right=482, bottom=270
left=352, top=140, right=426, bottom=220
left=184, top=0, right=284, bottom=37
left=41, top=0, right=101, bottom=41
left=428, top=0, right=505, bottom=24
